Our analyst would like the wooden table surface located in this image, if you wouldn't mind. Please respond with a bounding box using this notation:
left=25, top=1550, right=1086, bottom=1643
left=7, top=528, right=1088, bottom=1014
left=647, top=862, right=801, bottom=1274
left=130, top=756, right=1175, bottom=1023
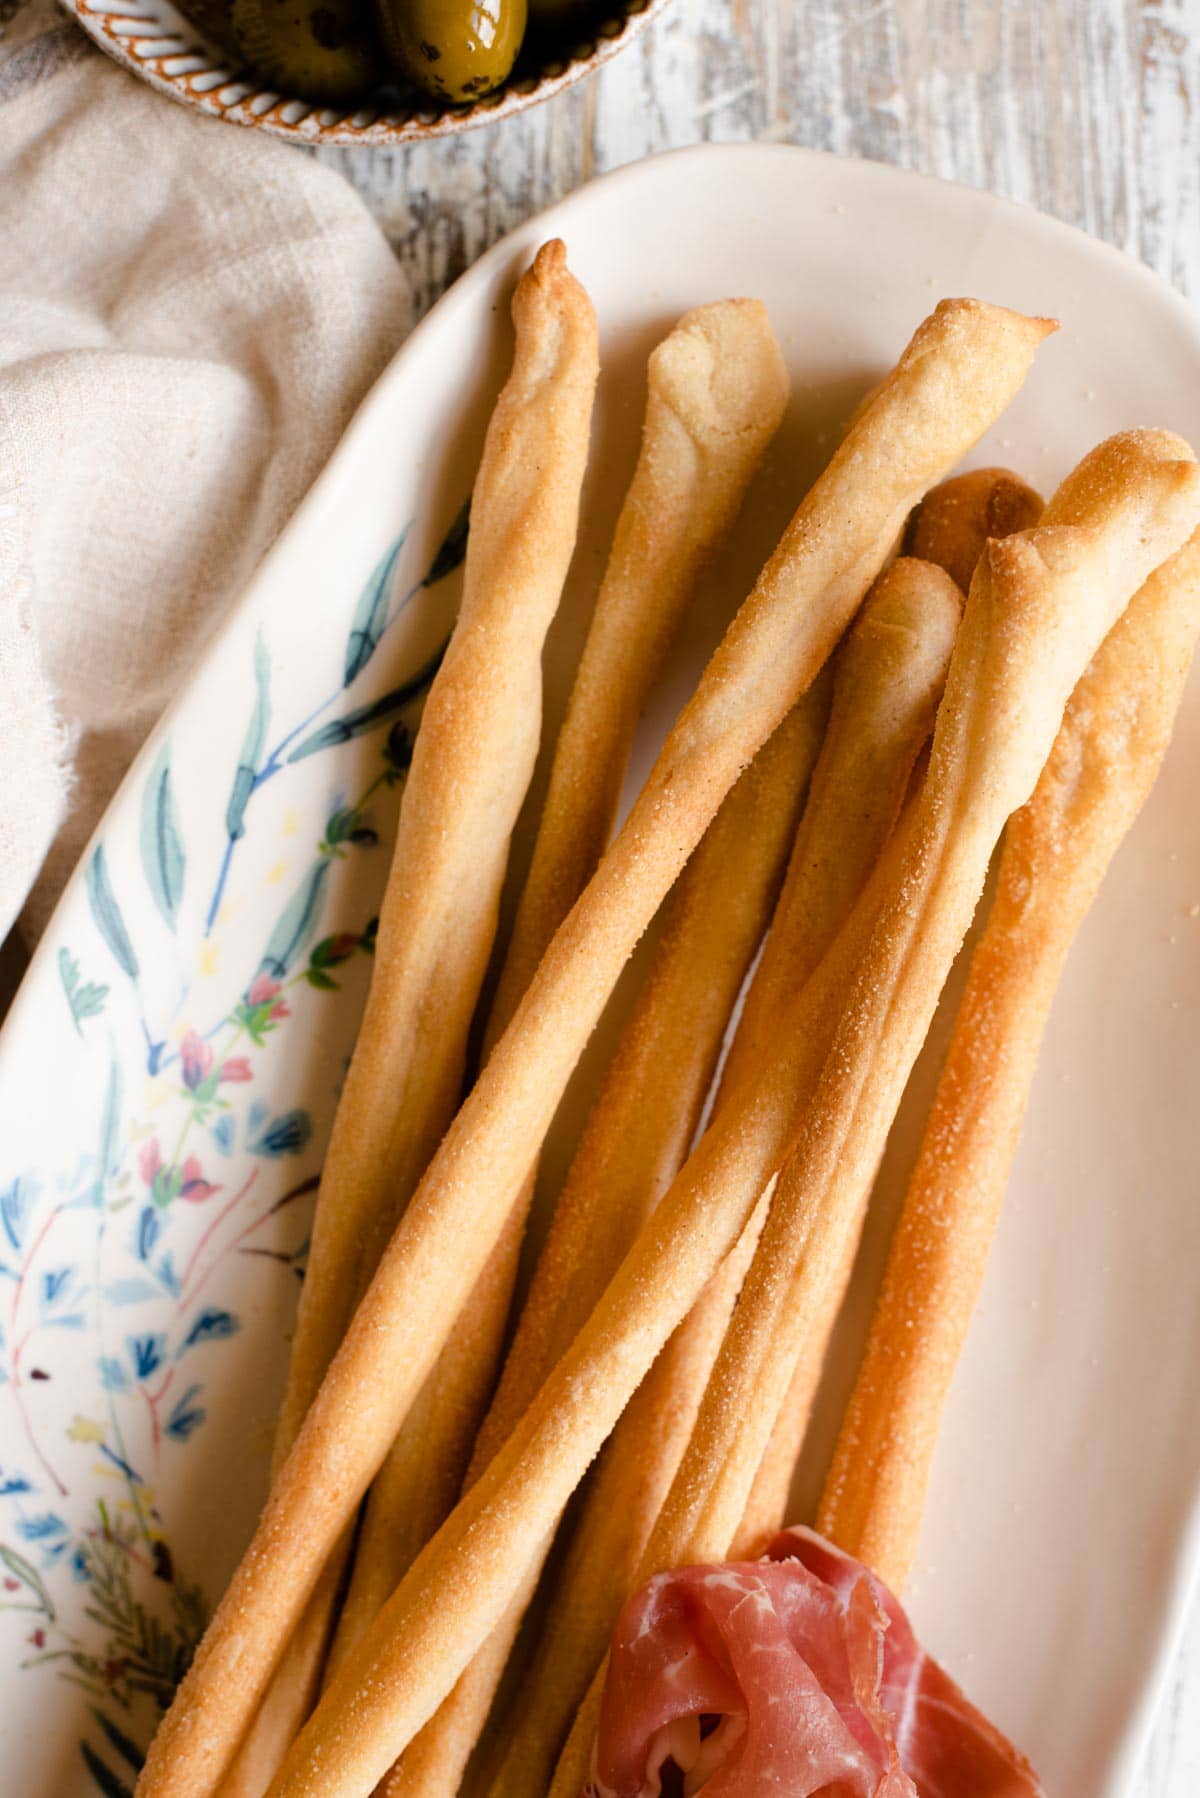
left=317, top=5, right=1200, bottom=1789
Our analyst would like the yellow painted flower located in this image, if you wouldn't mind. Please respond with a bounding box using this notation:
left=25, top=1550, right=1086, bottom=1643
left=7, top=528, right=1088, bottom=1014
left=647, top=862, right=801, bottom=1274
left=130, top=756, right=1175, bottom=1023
left=67, top=1415, right=105, bottom=1445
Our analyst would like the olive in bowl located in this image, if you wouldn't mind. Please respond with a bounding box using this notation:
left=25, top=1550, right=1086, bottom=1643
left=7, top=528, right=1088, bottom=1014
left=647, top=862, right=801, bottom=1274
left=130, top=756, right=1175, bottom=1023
left=378, top=0, right=528, bottom=103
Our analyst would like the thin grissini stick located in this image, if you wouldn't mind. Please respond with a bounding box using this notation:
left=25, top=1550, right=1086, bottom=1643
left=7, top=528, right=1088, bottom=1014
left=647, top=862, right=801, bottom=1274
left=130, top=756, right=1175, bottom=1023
left=329, top=298, right=791, bottom=1678
left=288, top=416, right=1200, bottom=1798
left=818, top=528, right=1200, bottom=1594
left=136, top=299, right=1053, bottom=1798
left=277, top=240, right=598, bottom=1467
left=382, top=690, right=829, bottom=1796
left=734, top=467, right=1047, bottom=1557
left=905, top=465, right=1043, bottom=594
left=219, top=238, right=599, bottom=1798
left=479, top=689, right=831, bottom=1474
left=481, top=556, right=963, bottom=1798
left=547, top=430, right=1200, bottom=1798
left=274, top=777, right=922, bottom=1798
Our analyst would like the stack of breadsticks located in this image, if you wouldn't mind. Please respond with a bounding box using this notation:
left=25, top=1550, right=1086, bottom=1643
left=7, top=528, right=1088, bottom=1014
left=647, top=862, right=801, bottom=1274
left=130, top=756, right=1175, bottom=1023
left=134, top=242, right=1200, bottom=1798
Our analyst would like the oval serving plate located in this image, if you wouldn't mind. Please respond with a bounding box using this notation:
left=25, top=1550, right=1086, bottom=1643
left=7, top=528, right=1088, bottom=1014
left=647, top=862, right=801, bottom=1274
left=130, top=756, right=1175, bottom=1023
left=3, top=145, right=1200, bottom=1796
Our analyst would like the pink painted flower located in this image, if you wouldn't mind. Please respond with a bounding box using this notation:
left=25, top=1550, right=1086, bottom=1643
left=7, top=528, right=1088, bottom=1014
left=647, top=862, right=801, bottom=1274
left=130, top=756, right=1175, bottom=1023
left=179, top=1156, right=220, bottom=1203
left=247, top=973, right=290, bottom=1021
left=28, top=1628, right=45, bottom=1650
left=219, top=1057, right=253, bottom=1084
left=138, top=1138, right=163, bottom=1185
left=180, top=1029, right=214, bottom=1092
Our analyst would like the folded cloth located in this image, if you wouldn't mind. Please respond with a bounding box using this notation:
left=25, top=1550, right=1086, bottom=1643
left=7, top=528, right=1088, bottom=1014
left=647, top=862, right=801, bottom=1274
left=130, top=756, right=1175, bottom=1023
left=0, top=0, right=408, bottom=948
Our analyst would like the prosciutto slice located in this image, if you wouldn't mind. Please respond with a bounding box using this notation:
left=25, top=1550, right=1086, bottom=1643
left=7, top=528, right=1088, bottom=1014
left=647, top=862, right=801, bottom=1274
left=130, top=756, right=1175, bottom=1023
left=587, top=1526, right=1042, bottom=1797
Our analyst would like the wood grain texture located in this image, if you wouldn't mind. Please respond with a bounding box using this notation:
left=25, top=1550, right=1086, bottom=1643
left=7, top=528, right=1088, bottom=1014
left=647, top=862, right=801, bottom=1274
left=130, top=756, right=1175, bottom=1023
left=314, top=7, right=1200, bottom=1789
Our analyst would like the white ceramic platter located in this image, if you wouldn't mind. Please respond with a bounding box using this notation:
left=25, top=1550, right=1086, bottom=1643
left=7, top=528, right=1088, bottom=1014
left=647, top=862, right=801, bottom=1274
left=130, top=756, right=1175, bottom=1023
left=2, top=144, right=1199, bottom=1796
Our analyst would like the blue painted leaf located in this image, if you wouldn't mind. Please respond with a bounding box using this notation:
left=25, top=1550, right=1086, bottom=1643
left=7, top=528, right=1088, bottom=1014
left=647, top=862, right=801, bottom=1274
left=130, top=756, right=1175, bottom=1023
left=135, top=1206, right=159, bottom=1262
left=126, top=1333, right=165, bottom=1380
left=16, top=1513, right=68, bottom=1542
left=0, top=1179, right=33, bottom=1253
left=258, top=861, right=331, bottom=980
left=0, top=1474, right=32, bottom=1496
left=97, top=1356, right=128, bottom=1392
left=180, top=1307, right=239, bottom=1351
left=85, top=847, right=138, bottom=982
left=211, top=1114, right=235, bottom=1156
left=93, top=1055, right=123, bottom=1209
left=80, top=1741, right=133, bottom=1798
left=248, top=1109, right=312, bottom=1159
left=45, top=1312, right=85, bottom=1330
left=104, top=1278, right=159, bottom=1306
left=165, top=1384, right=205, bottom=1442
left=154, top=1253, right=180, bottom=1297
left=90, top=1710, right=144, bottom=1774
left=344, top=531, right=407, bottom=687
left=286, top=646, right=446, bottom=764
left=422, top=497, right=470, bottom=588
left=140, top=744, right=185, bottom=930
left=41, top=1267, right=72, bottom=1306
left=58, top=948, right=108, bottom=1034
left=225, top=633, right=271, bottom=843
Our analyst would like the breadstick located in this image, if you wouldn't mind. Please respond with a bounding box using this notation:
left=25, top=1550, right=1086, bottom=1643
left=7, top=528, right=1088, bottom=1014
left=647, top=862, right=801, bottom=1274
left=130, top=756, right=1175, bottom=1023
left=219, top=239, right=598, bottom=1798
left=273, top=429, right=1184, bottom=1798
left=137, top=299, right=1052, bottom=1798
left=905, top=465, right=1043, bottom=592
left=382, top=686, right=831, bottom=1796
left=734, top=467, right=1045, bottom=1557
left=481, top=556, right=962, bottom=1798
left=546, top=431, right=1200, bottom=1798
left=818, top=529, right=1200, bottom=1592
left=329, top=298, right=791, bottom=1681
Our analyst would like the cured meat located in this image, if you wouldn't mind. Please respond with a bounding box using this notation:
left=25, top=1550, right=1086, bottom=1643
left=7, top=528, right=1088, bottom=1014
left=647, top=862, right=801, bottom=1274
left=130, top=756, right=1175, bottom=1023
left=587, top=1527, right=1042, bottom=1797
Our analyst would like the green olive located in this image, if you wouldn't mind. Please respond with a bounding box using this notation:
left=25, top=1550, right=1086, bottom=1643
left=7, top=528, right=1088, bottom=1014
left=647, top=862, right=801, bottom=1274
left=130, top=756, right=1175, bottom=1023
left=232, top=0, right=381, bottom=103
left=378, top=0, right=526, bottom=103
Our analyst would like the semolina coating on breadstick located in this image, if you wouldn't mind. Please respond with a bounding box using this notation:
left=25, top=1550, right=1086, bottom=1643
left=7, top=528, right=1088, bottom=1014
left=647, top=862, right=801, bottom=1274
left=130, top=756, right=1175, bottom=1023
left=136, top=298, right=1053, bottom=1798
left=329, top=298, right=791, bottom=1687
left=734, top=467, right=1045, bottom=1558
left=383, top=687, right=828, bottom=1796
left=627, top=431, right=1200, bottom=1575
left=548, top=430, right=1200, bottom=1798
left=219, top=237, right=598, bottom=1798
left=482, top=555, right=962, bottom=1798
left=280, top=427, right=1195, bottom=1798
left=818, top=525, right=1200, bottom=1593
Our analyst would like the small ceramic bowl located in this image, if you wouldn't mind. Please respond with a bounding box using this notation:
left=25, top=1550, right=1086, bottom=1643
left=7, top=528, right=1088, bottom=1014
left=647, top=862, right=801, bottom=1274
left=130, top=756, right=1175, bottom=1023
left=63, top=0, right=669, bottom=145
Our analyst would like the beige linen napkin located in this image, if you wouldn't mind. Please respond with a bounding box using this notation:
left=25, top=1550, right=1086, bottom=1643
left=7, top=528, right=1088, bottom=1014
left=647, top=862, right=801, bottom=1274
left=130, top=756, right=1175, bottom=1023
left=0, top=0, right=409, bottom=952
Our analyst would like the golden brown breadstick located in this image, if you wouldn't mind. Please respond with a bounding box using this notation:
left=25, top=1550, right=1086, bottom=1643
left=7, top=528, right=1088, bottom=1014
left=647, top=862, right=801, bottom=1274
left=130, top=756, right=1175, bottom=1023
left=818, top=529, right=1200, bottom=1592
left=220, top=239, right=598, bottom=1798
left=629, top=432, right=1200, bottom=1571
left=383, top=687, right=829, bottom=1796
left=734, top=467, right=1046, bottom=1556
left=546, top=431, right=1200, bottom=1798
left=274, top=431, right=1191, bottom=1798
left=905, top=465, right=1043, bottom=592
left=330, top=299, right=791, bottom=1678
left=480, top=556, right=963, bottom=1797
left=137, top=299, right=1052, bottom=1798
